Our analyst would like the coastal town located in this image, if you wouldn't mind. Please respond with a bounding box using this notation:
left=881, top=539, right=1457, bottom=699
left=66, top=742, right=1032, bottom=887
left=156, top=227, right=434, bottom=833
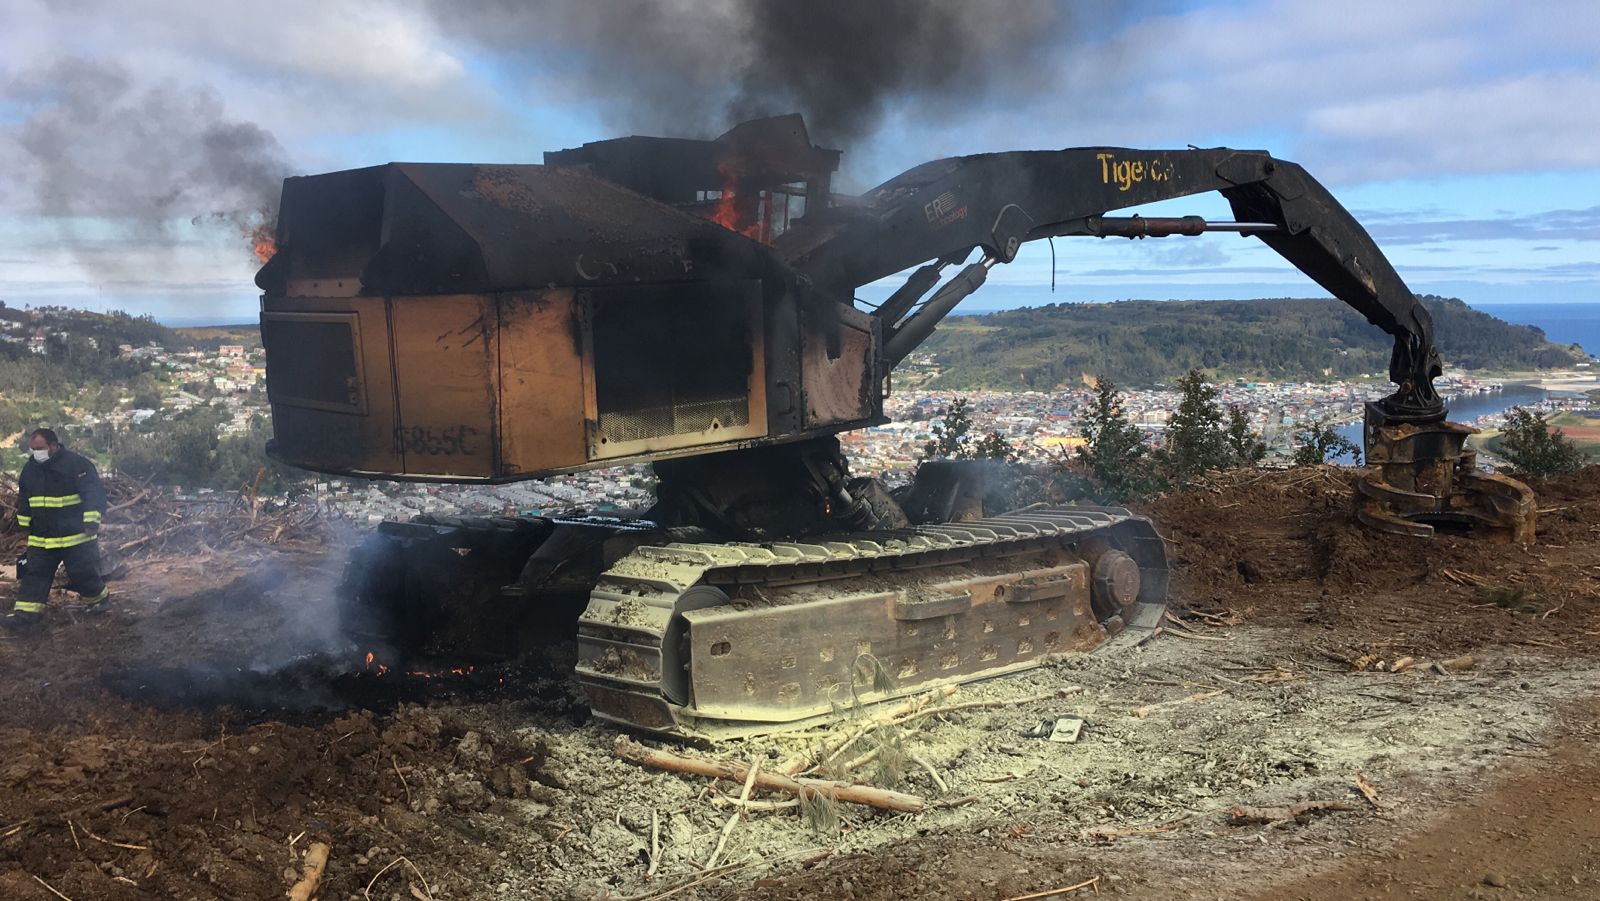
left=6, top=308, right=1595, bottom=526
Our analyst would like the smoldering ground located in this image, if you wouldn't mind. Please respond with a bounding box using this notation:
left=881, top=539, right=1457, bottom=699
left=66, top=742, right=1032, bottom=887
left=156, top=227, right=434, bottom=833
left=96, top=523, right=583, bottom=718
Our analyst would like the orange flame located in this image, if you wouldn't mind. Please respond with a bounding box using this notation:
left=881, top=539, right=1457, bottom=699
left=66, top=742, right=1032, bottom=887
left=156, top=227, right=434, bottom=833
left=250, top=222, right=277, bottom=264
left=709, top=164, right=766, bottom=242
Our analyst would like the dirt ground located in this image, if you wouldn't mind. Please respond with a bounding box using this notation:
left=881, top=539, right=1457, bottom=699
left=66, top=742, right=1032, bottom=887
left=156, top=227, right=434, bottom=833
left=1, top=465, right=1598, bottom=900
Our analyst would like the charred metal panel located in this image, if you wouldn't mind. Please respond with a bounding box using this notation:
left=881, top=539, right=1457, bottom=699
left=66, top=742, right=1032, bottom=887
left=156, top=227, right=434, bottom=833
left=389, top=295, right=499, bottom=479
left=580, top=282, right=767, bottom=461
left=265, top=166, right=386, bottom=299
left=260, top=312, right=366, bottom=415
left=262, top=296, right=401, bottom=474
left=496, top=289, right=588, bottom=477
left=800, top=302, right=878, bottom=429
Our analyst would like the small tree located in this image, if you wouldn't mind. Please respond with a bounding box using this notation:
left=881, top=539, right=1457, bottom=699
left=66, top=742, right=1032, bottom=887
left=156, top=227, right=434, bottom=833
left=922, top=397, right=1015, bottom=461
left=1075, top=376, right=1160, bottom=501
left=1162, top=369, right=1233, bottom=479
left=1226, top=405, right=1267, bottom=466
left=1498, top=407, right=1585, bottom=478
left=1291, top=419, right=1360, bottom=466
left=922, top=397, right=975, bottom=459
left=972, top=430, right=1018, bottom=463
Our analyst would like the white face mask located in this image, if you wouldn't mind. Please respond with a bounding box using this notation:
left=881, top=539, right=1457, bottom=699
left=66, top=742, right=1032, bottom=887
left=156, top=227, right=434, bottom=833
left=30, top=449, right=50, bottom=463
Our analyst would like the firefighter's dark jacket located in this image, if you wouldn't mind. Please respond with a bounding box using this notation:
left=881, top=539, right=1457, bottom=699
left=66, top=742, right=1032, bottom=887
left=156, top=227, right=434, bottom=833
left=15, top=448, right=107, bottom=548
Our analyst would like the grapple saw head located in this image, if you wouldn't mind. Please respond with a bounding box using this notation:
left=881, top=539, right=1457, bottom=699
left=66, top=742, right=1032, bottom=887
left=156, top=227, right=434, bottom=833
left=1356, top=402, right=1536, bottom=544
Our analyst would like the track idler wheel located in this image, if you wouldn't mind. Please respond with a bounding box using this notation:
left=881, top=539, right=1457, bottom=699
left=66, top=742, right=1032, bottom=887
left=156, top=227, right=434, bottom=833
left=1356, top=402, right=1536, bottom=544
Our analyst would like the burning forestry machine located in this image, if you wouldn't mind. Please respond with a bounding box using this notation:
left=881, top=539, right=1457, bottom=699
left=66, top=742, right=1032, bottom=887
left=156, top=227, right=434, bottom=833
left=255, top=115, right=1534, bottom=738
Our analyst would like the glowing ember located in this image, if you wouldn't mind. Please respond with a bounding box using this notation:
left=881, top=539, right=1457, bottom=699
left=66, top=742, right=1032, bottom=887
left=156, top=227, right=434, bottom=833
left=361, top=651, right=476, bottom=680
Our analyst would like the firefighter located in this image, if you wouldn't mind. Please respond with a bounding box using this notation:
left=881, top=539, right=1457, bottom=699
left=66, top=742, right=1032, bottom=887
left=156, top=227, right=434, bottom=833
left=5, top=428, right=109, bottom=631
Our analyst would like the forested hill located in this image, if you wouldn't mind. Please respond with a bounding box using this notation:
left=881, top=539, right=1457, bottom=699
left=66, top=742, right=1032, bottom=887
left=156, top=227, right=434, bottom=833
left=921, top=296, right=1591, bottom=390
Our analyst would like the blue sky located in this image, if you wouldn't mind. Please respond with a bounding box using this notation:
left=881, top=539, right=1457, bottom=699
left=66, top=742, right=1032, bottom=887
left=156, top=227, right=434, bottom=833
left=1, top=0, right=1596, bottom=323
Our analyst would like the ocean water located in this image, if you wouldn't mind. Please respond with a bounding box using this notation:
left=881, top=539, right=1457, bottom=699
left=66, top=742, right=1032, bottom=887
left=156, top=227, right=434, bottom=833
left=1474, top=302, right=1600, bottom=357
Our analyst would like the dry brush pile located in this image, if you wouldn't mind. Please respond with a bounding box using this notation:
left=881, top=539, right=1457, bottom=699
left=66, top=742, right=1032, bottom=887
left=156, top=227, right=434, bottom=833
left=0, top=472, right=333, bottom=564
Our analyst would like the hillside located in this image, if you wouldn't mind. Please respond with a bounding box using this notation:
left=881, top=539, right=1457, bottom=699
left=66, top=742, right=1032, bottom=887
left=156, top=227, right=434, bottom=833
left=922, top=296, right=1591, bottom=390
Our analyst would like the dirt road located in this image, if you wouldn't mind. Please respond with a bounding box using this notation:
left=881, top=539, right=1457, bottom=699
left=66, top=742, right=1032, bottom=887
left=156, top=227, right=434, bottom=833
left=0, top=466, right=1595, bottom=899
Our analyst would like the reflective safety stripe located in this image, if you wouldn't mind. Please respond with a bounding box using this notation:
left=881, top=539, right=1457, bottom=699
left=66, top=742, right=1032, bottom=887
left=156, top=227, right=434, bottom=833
left=26, top=533, right=96, bottom=549
left=13, top=601, right=45, bottom=614
left=14, top=515, right=29, bottom=527
left=83, top=510, right=102, bottom=522
left=85, top=587, right=109, bottom=602
left=26, top=494, right=82, bottom=508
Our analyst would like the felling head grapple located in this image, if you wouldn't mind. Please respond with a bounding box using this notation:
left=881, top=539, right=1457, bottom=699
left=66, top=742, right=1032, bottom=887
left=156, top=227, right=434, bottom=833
left=1358, top=405, right=1537, bottom=543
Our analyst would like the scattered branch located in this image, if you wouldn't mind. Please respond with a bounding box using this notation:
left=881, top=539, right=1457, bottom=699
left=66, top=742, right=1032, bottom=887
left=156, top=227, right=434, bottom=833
left=30, top=874, right=74, bottom=901
left=616, top=740, right=926, bottom=813
left=705, top=755, right=761, bottom=870
left=1001, top=875, right=1101, bottom=900
left=77, top=822, right=149, bottom=851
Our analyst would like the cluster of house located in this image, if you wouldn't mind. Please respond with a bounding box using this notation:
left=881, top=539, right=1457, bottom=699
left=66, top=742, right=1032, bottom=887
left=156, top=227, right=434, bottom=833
left=312, top=467, right=656, bottom=524
left=842, top=373, right=1509, bottom=476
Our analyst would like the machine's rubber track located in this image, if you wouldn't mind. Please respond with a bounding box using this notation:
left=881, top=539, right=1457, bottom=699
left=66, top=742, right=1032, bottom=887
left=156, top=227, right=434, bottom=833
left=574, top=506, right=1168, bottom=739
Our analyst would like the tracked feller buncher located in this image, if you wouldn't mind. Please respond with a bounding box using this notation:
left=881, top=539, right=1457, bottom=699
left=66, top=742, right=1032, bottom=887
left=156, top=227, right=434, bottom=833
left=254, top=115, right=1533, bottom=739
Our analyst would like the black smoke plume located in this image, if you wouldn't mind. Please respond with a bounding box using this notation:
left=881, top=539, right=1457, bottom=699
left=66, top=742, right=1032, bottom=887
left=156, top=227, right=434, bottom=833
left=2, top=59, right=292, bottom=271
left=433, top=0, right=1066, bottom=144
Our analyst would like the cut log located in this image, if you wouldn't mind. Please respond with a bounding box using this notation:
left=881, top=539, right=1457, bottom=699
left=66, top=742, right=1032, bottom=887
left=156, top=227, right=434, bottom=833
left=1130, top=688, right=1226, bottom=718
left=1228, top=800, right=1355, bottom=826
left=616, top=740, right=925, bottom=813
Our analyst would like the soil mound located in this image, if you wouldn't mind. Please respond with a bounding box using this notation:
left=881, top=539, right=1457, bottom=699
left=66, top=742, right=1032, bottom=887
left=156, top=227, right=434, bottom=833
left=1149, top=464, right=1600, bottom=655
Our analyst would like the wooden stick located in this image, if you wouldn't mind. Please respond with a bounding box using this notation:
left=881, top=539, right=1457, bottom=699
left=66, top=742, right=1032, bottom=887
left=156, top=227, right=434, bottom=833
left=912, top=754, right=948, bottom=794
left=617, top=740, right=926, bottom=813
left=392, top=756, right=412, bottom=808
left=30, top=874, right=73, bottom=901
left=1082, top=818, right=1185, bottom=841
left=1353, top=773, right=1381, bottom=809
left=1162, top=628, right=1231, bottom=643
left=705, top=755, right=761, bottom=870
left=0, top=794, right=137, bottom=836
left=77, top=823, right=149, bottom=851
left=1228, top=800, right=1355, bottom=826
left=1000, top=875, right=1100, bottom=900
left=645, top=809, right=661, bottom=879
left=1130, top=689, right=1226, bottom=718
left=288, top=841, right=331, bottom=901
left=710, top=796, right=800, bottom=811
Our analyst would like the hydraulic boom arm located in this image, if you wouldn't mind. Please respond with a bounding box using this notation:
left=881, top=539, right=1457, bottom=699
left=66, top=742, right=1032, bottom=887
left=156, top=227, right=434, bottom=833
left=790, top=148, right=1442, bottom=422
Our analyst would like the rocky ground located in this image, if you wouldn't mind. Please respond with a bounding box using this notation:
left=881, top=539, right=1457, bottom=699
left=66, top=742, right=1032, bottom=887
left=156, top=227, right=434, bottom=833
left=1, top=466, right=1597, bottom=900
